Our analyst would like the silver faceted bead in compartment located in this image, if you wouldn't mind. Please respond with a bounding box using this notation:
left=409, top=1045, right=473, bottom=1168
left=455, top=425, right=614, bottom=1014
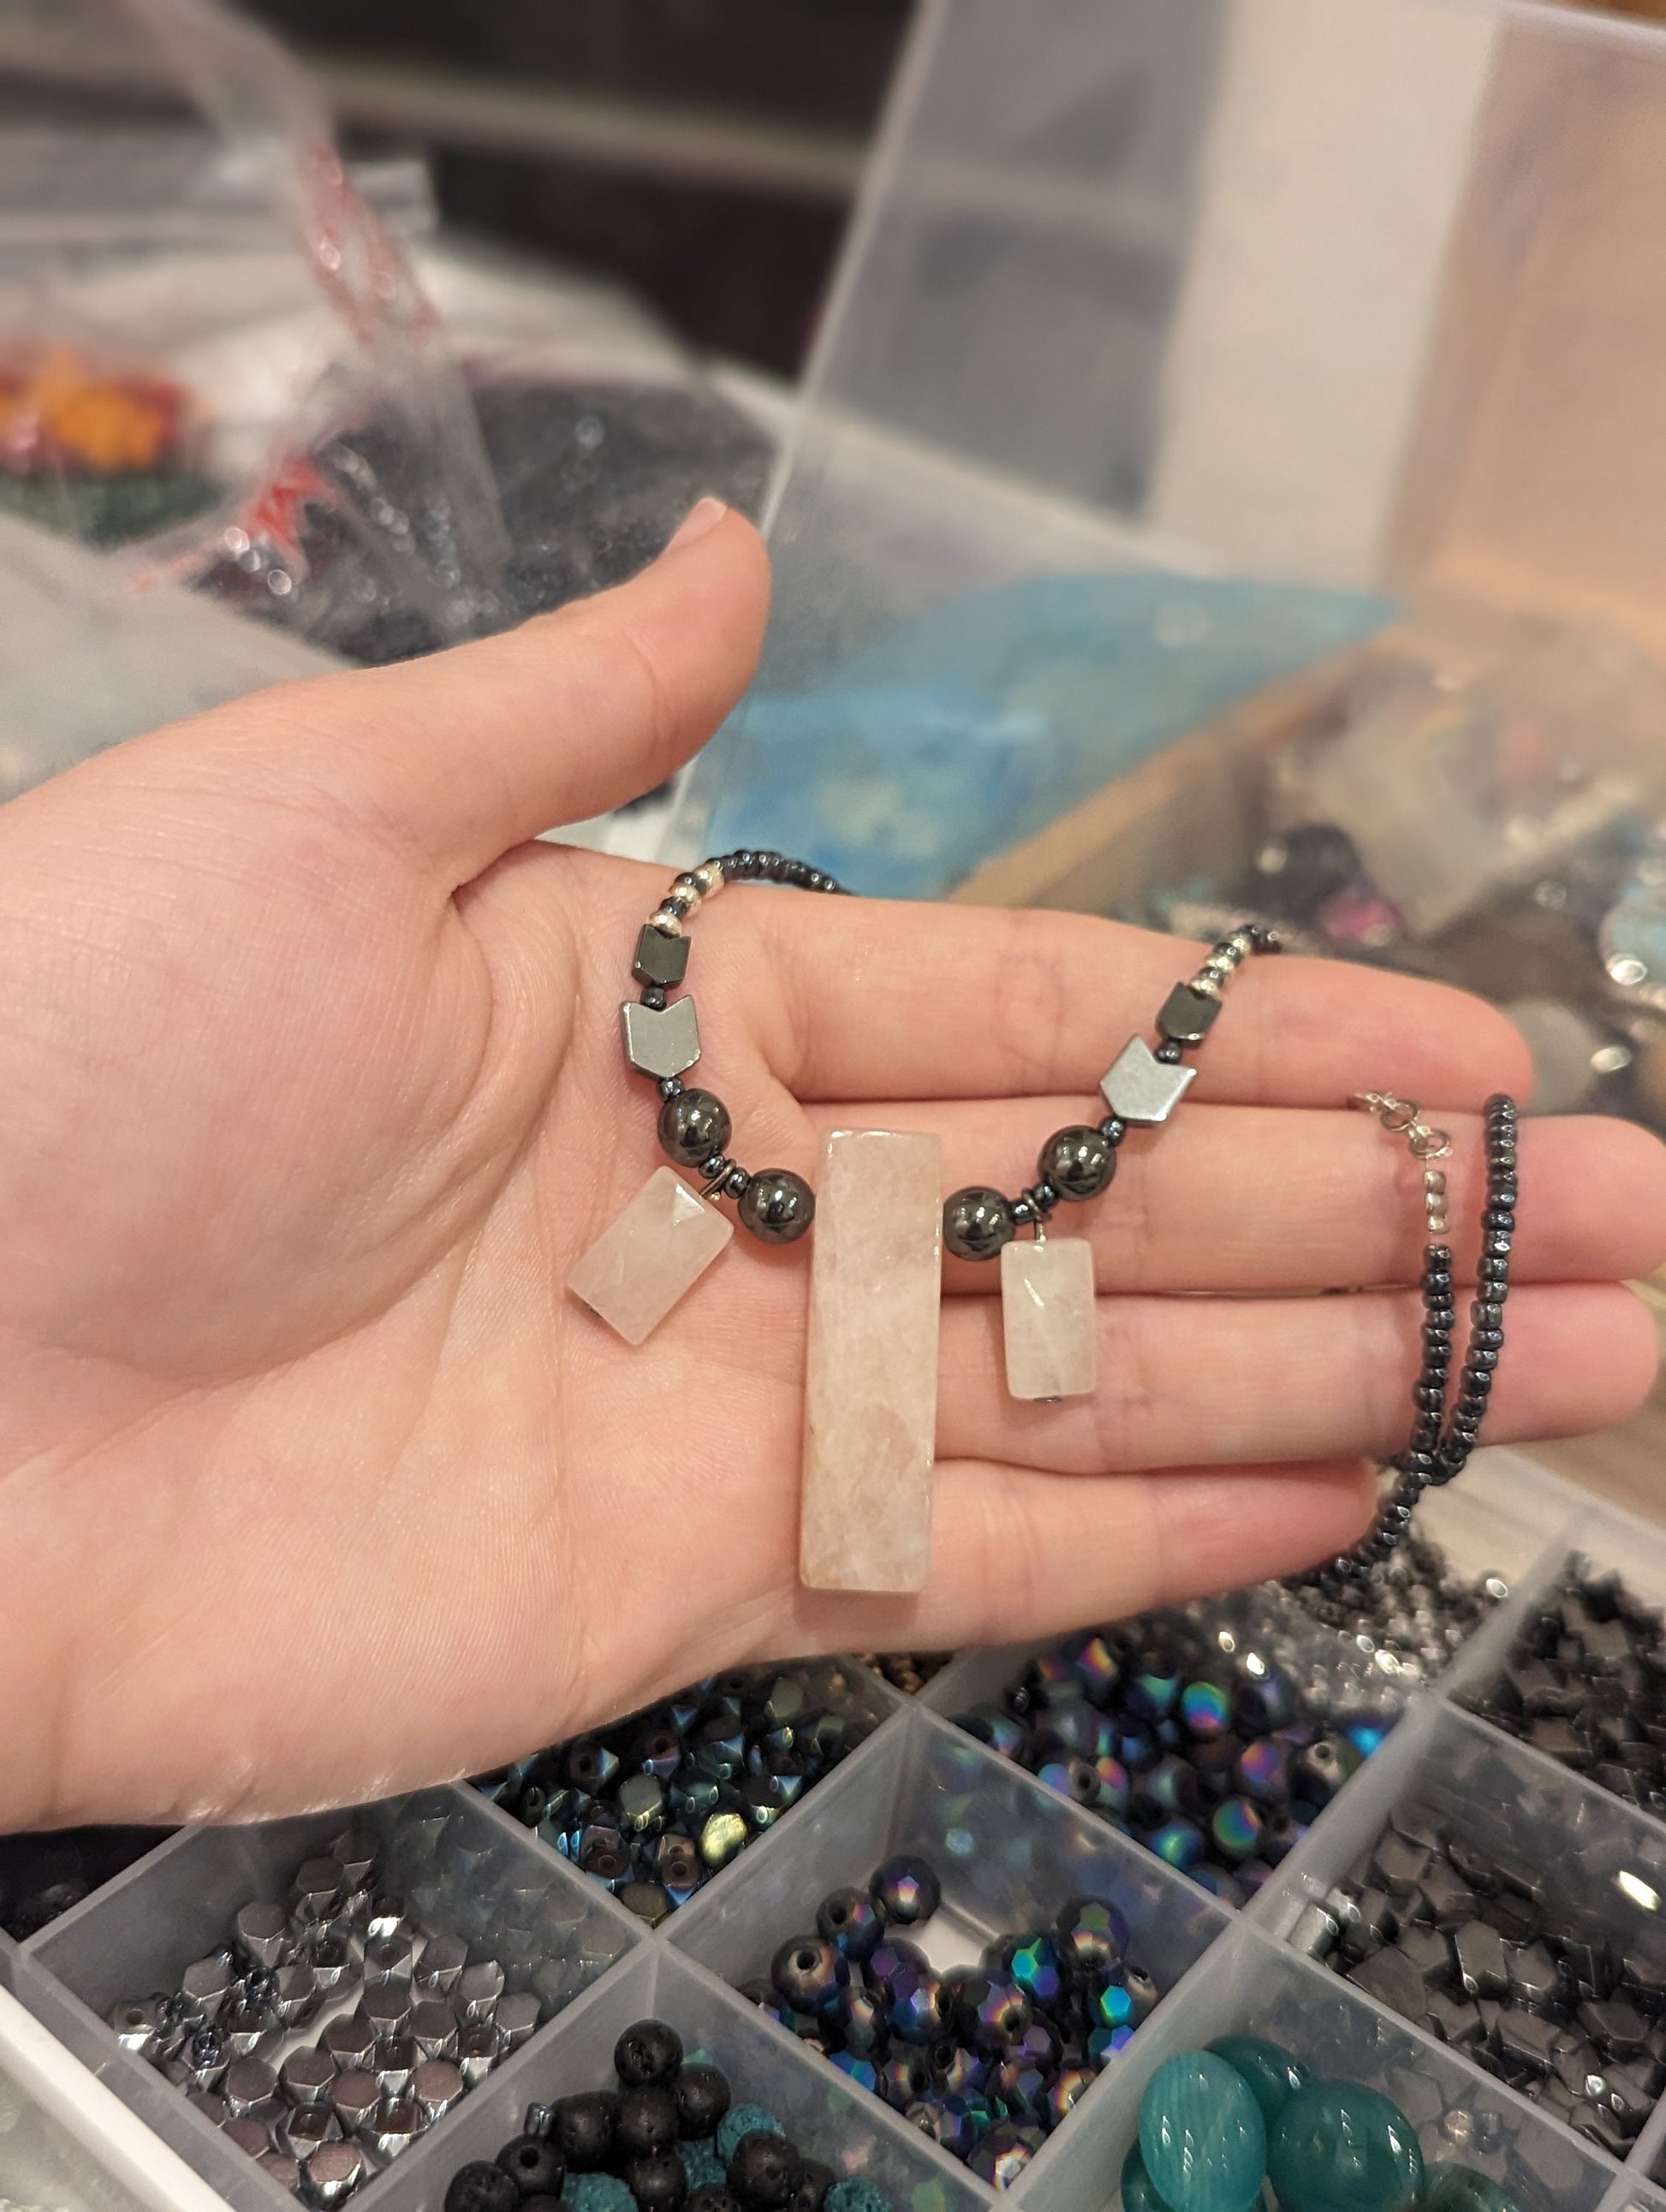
left=179, top=1952, right=235, bottom=2021
left=410, top=1998, right=460, bottom=2060
left=223, top=2058, right=279, bottom=2122
left=281, top=2047, right=337, bottom=2108
left=281, top=2105, right=343, bottom=2163
left=455, top=2019, right=502, bottom=2088
left=305, top=1930, right=357, bottom=2001
left=255, top=2151, right=301, bottom=2190
left=330, top=1829, right=379, bottom=1891
left=306, top=2139, right=368, bottom=2207
left=412, top=1930, right=467, bottom=1995
left=360, top=1983, right=412, bottom=2041
left=413, top=2057, right=464, bottom=2123
left=363, top=1933, right=414, bottom=1987
left=107, top=1997, right=163, bottom=2056
left=455, top=1958, right=505, bottom=2023
left=373, top=2034, right=418, bottom=2098
left=620, top=995, right=700, bottom=1081
left=365, top=2095, right=425, bottom=2162
left=495, top=1990, right=540, bottom=2053
left=233, top=1901, right=290, bottom=1972
left=219, top=2001, right=272, bottom=2060
left=329, top=2069, right=380, bottom=2134
left=272, top=1961, right=320, bottom=2030
left=319, top=2014, right=377, bottom=2074
left=223, top=2116, right=271, bottom=2160
left=289, top=1858, right=344, bottom=1927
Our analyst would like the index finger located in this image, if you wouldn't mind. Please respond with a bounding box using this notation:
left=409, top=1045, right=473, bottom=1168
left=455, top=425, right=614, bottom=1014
left=738, top=895, right=1532, bottom=1108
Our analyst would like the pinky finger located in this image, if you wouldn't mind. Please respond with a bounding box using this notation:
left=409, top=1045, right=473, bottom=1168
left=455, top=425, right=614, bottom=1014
left=789, top=1459, right=1376, bottom=1655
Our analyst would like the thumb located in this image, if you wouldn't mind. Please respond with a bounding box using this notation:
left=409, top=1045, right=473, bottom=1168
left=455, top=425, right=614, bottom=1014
left=211, top=498, right=769, bottom=883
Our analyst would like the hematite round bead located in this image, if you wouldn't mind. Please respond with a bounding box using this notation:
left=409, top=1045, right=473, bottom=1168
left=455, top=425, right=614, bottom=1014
left=1038, top=1126, right=1116, bottom=1202
left=738, top=1171, right=815, bottom=1245
left=658, top=1091, right=732, bottom=1169
left=943, top=1187, right=1016, bottom=1261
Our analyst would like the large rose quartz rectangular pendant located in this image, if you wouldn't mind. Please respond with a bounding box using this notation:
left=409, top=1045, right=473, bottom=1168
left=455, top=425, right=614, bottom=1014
left=1002, top=1237, right=1098, bottom=1401
left=800, top=1129, right=942, bottom=1593
left=568, top=1167, right=732, bottom=1346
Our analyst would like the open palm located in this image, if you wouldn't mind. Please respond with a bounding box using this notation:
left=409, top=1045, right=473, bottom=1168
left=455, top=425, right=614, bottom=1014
left=1, top=505, right=1661, bottom=1832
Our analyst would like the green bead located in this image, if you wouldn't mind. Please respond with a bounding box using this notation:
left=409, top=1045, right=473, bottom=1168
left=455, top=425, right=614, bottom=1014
left=1419, top=2167, right=1523, bottom=2212
left=1268, top=2082, right=1422, bottom=2212
left=826, top=2185, right=892, bottom=2212
left=1207, top=2036, right=1310, bottom=2128
left=1120, top=2142, right=1176, bottom=2210
left=678, top=2142, right=725, bottom=2191
left=1139, top=2053, right=1266, bottom=2212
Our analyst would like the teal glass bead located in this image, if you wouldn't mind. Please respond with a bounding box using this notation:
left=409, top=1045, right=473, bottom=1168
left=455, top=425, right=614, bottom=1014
left=1419, top=2167, right=1524, bottom=2212
left=1139, top=2053, right=1266, bottom=2212
left=1121, top=2142, right=1175, bottom=2212
left=1268, top=2082, right=1422, bottom=2212
left=716, top=2105, right=783, bottom=2164
left=1206, top=2037, right=1310, bottom=2129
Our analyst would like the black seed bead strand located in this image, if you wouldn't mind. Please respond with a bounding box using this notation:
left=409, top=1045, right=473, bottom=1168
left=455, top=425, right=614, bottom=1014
left=632, top=856, right=848, bottom=1243
left=942, top=927, right=1282, bottom=1262
left=1304, top=1094, right=1516, bottom=1589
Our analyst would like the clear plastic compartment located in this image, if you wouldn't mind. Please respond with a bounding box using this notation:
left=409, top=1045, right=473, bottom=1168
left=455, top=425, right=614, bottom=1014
left=1019, top=1918, right=1616, bottom=2212
left=667, top=1701, right=1229, bottom=2189
left=18, top=1784, right=639, bottom=2210
left=399, top=1943, right=991, bottom=2212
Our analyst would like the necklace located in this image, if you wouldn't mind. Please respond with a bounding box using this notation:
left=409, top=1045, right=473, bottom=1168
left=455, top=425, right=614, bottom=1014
left=567, top=852, right=1279, bottom=1593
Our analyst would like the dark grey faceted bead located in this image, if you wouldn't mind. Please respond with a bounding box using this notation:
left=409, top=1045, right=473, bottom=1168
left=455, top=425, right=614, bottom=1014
left=943, top=1187, right=1016, bottom=1261
left=658, top=1089, right=731, bottom=1168
left=1037, top=1125, right=1116, bottom=1202
left=738, top=1170, right=815, bottom=1244
left=633, top=925, right=690, bottom=989
left=1347, top=1943, right=1424, bottom=2019
left=1452, top=1918, right=1510, bottom=1998
left=1157, top=984, right=1222, bottom=1046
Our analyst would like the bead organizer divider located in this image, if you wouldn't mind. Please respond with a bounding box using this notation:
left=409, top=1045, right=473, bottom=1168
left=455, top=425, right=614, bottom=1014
left=23, top=1464, right=1666, bottom=2212
left=9, top=1787, right=637, bottom=2212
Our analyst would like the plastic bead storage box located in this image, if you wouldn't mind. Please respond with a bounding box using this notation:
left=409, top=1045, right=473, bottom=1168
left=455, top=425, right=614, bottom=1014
left=8, top=1454, right=1666, bottom=2212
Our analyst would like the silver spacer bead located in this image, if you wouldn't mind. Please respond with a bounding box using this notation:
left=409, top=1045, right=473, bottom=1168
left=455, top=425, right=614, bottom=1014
left=693, top=860, right=725, bottom=897
left=646, top=908, right=683, bottom=937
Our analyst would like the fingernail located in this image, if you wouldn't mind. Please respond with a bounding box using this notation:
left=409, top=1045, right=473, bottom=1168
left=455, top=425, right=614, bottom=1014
left=665, top=497, right=728, bottom=552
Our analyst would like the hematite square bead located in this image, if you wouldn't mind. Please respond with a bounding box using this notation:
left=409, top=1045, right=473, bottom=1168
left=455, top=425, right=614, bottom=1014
left=633, top=925, right=690, bottom=988
left=1100, top=1035, right=1197, bottom=1124
left=620, top=996, right=701, bottom=1080
left=1157, top=984, right=1221, bottom=1046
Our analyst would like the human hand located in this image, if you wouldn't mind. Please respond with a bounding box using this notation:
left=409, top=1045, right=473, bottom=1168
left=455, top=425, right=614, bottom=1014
left=1, top=502, right=1660, bottom=1828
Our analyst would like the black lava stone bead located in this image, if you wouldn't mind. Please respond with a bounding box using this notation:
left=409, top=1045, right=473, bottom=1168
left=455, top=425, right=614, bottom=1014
left=616, top=2085, right=681, bottom=2160
left=727, top=2132, right=804, bottom=2211
left=1037, top=1125, right=1116, bottom=1202
left=659, top=1091, right=732, bottom=1170
left=687, top=2189, right=745, bottom=2212
left=616, top=2019, right=685, bottom=2087
left=943, top=1186, right=1016, bottom=1261
left=737, top=1170, right=815, bottom=1244
left=552, top=2090, right=617, bottom=2171
left=625, top=2152, right=689, bottom=2212
left=448, top=2166, right=521, bottom=2212
left=673, top=2063, right=732, bottom=2139
left=497, top=2139, right=566, bottom=2198
left=789, top=2161, right=836, bottom=2212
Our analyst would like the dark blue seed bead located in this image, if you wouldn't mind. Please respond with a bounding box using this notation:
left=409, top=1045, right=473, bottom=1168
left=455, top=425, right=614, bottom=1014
left=1098, top=1115, right=1128, bottom=1146
left=1154, top=1040, right=1184, bottom=1064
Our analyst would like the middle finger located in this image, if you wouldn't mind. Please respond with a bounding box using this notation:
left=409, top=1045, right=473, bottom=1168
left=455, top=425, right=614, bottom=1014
left=804, top=1102, right=1666, bottom=1293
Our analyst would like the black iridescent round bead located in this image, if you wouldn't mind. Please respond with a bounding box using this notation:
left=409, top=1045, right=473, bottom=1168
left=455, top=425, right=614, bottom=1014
left=871, top=1854, right=941, bottom=1924
left=738, top=1171, right=815, bottom=1244
left=1037, top=1126, right=1116, bottom=1202
left=815, top=1886, right=885, bottom=1962
left=770, top=1936, right=848, bottom=2017
left=943, top=1186, right=1016, bottom=1261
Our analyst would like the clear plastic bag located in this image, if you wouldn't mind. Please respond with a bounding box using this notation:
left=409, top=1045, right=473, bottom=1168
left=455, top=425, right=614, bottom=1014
left=0, top=0, right=509, bottom=664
